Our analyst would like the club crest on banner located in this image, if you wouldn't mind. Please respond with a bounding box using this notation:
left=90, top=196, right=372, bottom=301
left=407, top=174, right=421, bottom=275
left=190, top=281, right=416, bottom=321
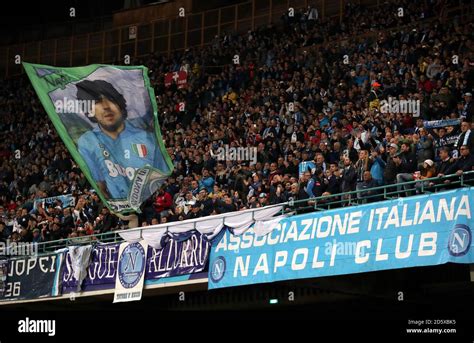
left=114, top=241, right=148, bottom=302
left=118, top=242, right=146, bottom=288
left=448, top=224, right=471, bottom=257
left=210, top=256, right=226, bottom=283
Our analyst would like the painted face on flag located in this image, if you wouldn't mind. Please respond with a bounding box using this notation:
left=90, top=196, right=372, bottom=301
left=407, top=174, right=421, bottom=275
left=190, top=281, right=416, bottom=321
left=94, top=97, right=125, bottom=133
left=24, top=63, right=174, bottom=214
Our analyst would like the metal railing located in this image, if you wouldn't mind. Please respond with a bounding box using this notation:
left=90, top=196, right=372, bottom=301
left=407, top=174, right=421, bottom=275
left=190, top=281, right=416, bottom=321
left=282, top=170, right=474, bottom=214
left=6, top=170, right=472, bottom=257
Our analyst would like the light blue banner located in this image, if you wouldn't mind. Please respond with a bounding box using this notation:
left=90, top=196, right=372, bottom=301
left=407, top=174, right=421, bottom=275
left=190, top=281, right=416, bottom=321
left=33, top=194, right=75, bottom=211
left=208, top=188, right=474, bottom=289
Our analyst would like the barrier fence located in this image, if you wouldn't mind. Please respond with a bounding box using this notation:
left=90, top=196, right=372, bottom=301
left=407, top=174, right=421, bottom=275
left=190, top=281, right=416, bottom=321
left=5, top=170, right=472, bottom=257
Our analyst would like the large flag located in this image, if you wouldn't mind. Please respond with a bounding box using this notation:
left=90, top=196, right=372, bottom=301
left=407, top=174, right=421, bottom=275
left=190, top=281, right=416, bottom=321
left=23, top=63, right=174, bottom=214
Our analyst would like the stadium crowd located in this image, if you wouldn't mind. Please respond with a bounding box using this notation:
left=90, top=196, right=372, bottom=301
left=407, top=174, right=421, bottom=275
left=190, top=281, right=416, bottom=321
left=0, top=0, right=473, bottom=245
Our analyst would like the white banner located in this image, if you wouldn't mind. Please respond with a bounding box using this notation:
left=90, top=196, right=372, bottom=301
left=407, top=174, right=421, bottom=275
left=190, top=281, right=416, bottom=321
left=113, top=241, right=148, bottom=303
left=119, top=204, right=285, bottom=245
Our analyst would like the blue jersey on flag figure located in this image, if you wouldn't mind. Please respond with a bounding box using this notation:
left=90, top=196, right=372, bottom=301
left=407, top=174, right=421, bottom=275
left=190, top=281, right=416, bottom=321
left=76, top=79, right=169, bottom=200
left=299, top=160, right=316, bottom=178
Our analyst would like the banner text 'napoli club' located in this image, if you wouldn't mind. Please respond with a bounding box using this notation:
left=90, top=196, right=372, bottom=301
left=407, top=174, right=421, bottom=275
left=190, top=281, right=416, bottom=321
left=209, top=188, right=474, bottom=289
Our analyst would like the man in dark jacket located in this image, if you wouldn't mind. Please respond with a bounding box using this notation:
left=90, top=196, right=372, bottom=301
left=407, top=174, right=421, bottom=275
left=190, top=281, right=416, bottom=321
left=326, top=163, right=342, bottom=195
left=399, top=142, right=418, bottom=173
left=340, top=156, right=357, bottom=205
left=443, top=145, right=474, bottom=184
left=284, top=182, right=309, bottom=212
left=429, top=146, right=454, bottom=189
left=186, top=202, right=203, bottom=219
left=0, top=221, right=8, bottom=243
left=359, top=171, right=380, bottom=203
left=17, top=208, right=31, bottom=230
left=455, top=121, right=474, bottom=154
left=341, top=156, right=357, bottom=193
left=198, top=189, right=214, bottom=216
left=99, top=208, right=119, bottom=233
left=62, top=207, right=75, bottom=232
left=383, top=143, right=401, bottom=184
left=462, top=92, right=474, bottom=122
left=216, top=195, right=237, bottom=213
left=435, top=147, right=454, bottom=176
left=396, top=142, right=418, bottom=195
left=269, top=175, right=287, bottom=204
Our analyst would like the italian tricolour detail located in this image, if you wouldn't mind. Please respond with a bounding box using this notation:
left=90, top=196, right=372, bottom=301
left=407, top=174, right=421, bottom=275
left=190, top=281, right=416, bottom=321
left=133, top=143, right=148, bottom=158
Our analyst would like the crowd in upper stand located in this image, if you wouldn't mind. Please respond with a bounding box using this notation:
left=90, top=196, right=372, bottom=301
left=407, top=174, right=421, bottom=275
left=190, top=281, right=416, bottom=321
left=0, top=0, right=473, bottom=244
